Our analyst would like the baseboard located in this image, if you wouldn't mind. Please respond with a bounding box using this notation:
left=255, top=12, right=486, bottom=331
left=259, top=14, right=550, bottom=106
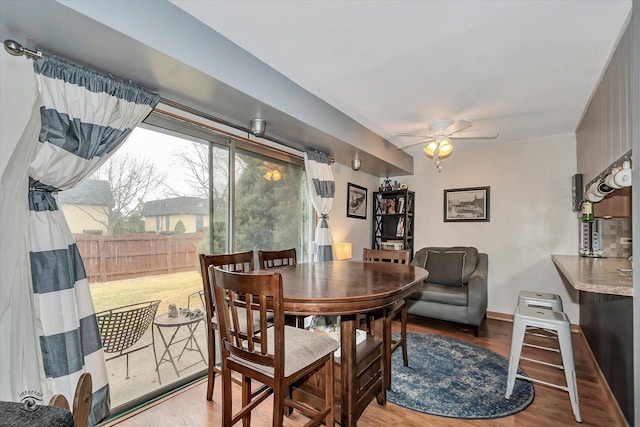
left=576, top=331, right=630, bottom=427
left=486, top=310, right=581, bottom=333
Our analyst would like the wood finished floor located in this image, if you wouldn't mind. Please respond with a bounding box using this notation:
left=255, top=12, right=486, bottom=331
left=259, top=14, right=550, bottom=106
left=107, top=317, right=623, bottom=427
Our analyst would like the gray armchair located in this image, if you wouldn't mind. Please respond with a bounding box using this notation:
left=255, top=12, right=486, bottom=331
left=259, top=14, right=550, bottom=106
left=406, top=246, right=488, bottom=336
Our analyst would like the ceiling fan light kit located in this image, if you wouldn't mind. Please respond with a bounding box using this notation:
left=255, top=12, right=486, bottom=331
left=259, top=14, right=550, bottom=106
left=423, top=137, right=453, bottom=159
left=397, top=119, right=498, bottom=171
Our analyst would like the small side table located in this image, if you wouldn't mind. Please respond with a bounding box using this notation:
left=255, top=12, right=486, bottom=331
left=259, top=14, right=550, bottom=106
left=153, top=311, right=206, bottom=384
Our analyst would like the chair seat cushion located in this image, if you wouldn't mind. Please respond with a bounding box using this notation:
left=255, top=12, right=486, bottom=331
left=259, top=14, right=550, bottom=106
left=408, top=283, right=469, bottom=307
left=230, top=325, right=339, bottom=378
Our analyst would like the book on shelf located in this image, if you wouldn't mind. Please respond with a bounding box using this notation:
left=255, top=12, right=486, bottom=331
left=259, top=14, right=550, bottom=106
left=396, top=216, right=405, bottom=236
left=397, top=197, right=405, bottom=214
left=381, top=240, right=404, bottom=250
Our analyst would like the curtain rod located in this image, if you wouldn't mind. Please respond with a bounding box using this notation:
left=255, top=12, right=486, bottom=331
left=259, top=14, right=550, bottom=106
left=153, top=106, right=305, bottom=161
left=3, top=39, right=333, bottom=164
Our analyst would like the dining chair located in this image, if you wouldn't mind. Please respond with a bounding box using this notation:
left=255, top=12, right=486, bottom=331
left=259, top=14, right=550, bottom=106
left=199, top=251, right=255, bottom=401
left=257, top=248, right=297, bottom=269
left=210, top=266, right=338, bottom=427
left=258, top=248, right=306, bottom=328
left=363, top=248, right=411, bottom=390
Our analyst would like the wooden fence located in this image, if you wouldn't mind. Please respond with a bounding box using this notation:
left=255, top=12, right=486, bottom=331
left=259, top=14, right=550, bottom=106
left=75, top=232, right=206, bottom=283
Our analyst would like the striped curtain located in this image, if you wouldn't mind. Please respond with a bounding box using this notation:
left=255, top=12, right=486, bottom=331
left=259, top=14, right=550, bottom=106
left=304, top=152, right=335, bottom=261
left=27, top=55, right=158, bottom=424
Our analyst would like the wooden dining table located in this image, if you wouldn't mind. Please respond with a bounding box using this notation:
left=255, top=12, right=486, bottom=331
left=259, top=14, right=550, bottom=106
left=254, top=260, right=428, bottom=427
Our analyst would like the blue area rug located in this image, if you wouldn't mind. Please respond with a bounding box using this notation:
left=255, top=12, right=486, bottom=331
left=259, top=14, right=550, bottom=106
left=387, top=332, right=534, bottom=419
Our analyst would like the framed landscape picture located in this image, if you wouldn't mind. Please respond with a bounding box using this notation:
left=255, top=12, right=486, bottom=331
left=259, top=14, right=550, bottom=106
left=347, top=182, right=367, bottom=219
left=444, top=186, right=490, bottom=222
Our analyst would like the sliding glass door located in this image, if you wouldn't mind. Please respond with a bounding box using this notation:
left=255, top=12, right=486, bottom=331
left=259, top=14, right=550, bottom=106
left=59, top=114, right=309, bottom=413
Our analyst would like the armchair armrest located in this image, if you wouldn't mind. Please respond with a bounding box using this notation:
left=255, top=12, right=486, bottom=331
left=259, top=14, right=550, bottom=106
left=467, top=253, right=488, bottom=325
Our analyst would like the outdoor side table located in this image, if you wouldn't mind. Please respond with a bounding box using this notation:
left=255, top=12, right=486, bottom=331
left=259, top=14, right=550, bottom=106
left=153, top=311, right=206, bottom=384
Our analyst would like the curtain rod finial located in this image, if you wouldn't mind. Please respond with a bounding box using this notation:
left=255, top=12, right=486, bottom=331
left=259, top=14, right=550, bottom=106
left=3, top=39, right=42, bottom=60
left=4, top=39, right=23, bottom=56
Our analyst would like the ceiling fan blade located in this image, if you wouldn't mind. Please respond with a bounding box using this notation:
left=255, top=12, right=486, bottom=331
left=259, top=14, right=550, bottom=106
left=396, top=137, right=435, bottom=150
left=449, top=132, right=499, bottom=140
left=396, top=132, right=430, bottom=137
left=447, top=120, right=472, bottom=135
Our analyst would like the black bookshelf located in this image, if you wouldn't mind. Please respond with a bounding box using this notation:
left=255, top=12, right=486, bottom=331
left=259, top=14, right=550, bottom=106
left=371, top=189, right=414, bottom=258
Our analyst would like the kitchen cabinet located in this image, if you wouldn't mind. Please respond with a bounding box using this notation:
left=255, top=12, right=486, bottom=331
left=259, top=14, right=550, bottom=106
left=594, top=187, right=631, bottom=218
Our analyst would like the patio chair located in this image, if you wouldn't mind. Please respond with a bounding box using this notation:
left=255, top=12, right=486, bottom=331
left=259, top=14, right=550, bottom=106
left=199, top=251, right=255, bottom=401
left=210, top=266, right=337, bottom=426
left=96, top=300, right=160, bottom=379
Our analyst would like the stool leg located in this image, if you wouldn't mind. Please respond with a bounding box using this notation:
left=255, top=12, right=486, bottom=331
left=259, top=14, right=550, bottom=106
left=505, top=316, right=527, bottom=399
left=558, top=326, right=581, bottom=423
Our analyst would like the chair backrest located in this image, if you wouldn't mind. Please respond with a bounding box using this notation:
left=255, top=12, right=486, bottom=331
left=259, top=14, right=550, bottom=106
left=258, top=248, right=297, bottom=269
left=199, top=251, right=255, bottom=329
left=210, top=266, right=284, bottom=371
left=363, top=248, right=411, bottom=264
left=96, top=300, right=160, bottom=354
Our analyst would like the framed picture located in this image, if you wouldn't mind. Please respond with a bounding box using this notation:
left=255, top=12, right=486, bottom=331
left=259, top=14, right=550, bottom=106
left=347, top=182, right=367, bottom=219
left=444, top=186, right=490, bottom=222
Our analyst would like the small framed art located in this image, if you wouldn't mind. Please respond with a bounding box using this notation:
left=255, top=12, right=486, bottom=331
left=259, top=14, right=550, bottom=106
left=347, top=182, right=367, bottom=219
left=444, top=186, right=490, bottom=222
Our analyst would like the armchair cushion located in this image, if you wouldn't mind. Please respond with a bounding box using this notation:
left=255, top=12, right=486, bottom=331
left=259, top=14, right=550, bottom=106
left=424, top=250, right=466, bottom=286
left=420, top=246, right=479, bottom=286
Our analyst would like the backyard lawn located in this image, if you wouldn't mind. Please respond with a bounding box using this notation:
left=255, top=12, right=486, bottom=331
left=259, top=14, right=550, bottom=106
left=89, top=270, right=204, bottom=313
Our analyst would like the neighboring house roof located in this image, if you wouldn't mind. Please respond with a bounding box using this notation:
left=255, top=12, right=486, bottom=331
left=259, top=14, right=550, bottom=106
left=58, top=179, right=114, bottom=207
left=142, top=197, right=208, bottom=216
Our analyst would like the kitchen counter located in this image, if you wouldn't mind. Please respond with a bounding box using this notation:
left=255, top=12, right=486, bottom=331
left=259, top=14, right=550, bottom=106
left=551, top=255, right=633, bottom=296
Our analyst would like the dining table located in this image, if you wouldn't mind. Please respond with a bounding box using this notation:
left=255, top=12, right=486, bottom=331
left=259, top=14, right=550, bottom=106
left=253, top=260, right=428, bottom=427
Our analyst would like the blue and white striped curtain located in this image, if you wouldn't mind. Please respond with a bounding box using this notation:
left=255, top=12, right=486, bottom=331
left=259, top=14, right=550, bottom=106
left=304, top=152, right=335, bottom=261
left=26, top=55, right=158, bottom=424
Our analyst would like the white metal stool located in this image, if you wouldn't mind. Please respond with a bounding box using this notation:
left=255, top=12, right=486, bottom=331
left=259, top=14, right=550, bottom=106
left=517, top=291, right=564, bottom=349
left=505, top=306, right=581, bottom=423
left=518, top=291, right=563, bottom=311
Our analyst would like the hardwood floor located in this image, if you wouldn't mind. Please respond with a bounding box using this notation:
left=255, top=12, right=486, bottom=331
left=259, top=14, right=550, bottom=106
left=106, top=317, right=624, bottom=426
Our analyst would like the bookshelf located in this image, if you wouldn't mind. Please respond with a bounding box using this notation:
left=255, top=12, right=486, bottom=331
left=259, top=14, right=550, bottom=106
left=371, top=189, right=414, bottom=258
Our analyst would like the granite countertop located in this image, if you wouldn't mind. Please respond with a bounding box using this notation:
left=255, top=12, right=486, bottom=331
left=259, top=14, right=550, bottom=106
left=551, top=254, right=633, bottom=297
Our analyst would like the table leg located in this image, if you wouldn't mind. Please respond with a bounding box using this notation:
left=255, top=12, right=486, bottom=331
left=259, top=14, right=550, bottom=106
left=340, top=314, right=356, bottom=427
left=155, top=325, right=182, bottom=378
left=176, top=321, right=206, bottom=364
left=374, top=313, right=387, bottom=406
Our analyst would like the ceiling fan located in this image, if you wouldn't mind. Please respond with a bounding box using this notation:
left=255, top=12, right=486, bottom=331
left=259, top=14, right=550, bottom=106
left=397, top=119, right=498, bottom=172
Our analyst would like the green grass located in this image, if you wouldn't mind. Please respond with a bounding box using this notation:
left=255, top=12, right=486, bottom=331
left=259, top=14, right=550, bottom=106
left=89, top=270, right=204, bottom=313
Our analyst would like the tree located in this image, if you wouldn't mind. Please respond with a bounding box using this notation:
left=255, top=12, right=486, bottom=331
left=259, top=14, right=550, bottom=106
left=88, top=152, right=166, bottom=235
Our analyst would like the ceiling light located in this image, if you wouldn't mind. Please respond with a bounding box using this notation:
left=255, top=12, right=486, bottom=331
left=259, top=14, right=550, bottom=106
left=423, top=137, right=454, bottom=159
left=263, top=168, right=282, bottom=181
left=250, top=118, right=266, bottom=137
left=351, top=159, right=361, bottom=171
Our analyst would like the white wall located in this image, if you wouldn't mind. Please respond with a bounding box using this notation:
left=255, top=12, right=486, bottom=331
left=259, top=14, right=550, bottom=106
left=396, top=135, right=580, bottom=321
left=330, top=162, right=380, bottom=261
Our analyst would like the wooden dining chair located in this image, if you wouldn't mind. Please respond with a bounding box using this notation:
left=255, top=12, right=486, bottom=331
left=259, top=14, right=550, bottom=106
left=48, top=372, right=92, bottom=427
left=199, top=251, right=255, bottom=401
left=257, top=248, right=297, bottom=269
left=363, top=248, right=411, bottom=390
left=258, top=248, right=306, bottom=328
left=210, top=266, right=338, bottom=427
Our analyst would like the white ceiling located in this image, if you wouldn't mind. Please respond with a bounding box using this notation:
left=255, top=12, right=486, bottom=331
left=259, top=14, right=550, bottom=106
left=171, top=0, right=631, bottom=154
